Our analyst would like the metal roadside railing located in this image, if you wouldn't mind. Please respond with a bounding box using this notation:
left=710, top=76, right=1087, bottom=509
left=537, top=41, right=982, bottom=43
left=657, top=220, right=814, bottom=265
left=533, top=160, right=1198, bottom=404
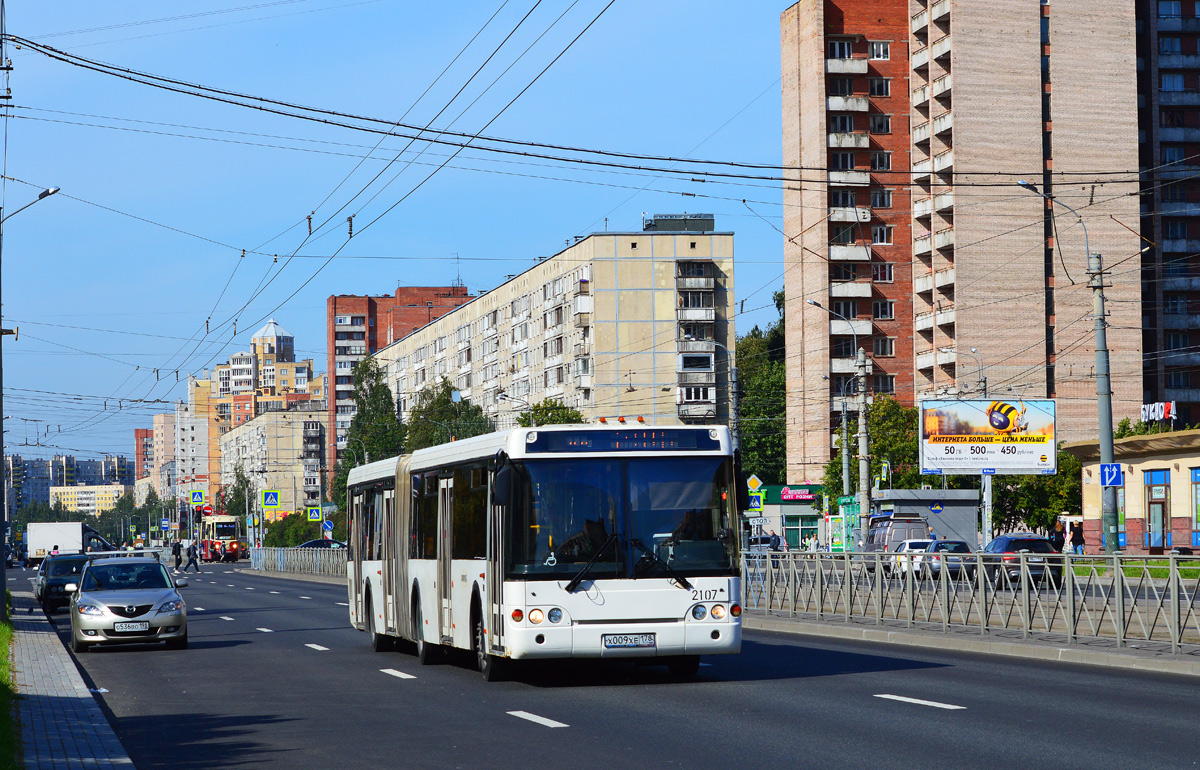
left=742, top=551, right=1200, bottom=654
left=249, top=547, right=348, bottom=577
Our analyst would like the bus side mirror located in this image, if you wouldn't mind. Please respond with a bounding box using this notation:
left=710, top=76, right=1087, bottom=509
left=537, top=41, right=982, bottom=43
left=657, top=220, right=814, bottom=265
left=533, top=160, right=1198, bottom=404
left=491, top=465, right=512, bottom=507
left=733, top=450, right=750, bottom=512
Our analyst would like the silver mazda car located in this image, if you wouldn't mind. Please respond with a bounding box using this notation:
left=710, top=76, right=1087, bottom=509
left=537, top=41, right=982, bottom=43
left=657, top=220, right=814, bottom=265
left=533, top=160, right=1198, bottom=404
left=66, top=554, right=188, bottom=652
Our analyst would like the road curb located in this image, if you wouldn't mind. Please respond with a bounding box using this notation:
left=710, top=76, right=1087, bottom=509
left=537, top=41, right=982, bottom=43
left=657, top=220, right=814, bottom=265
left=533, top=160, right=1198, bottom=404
left=742, top=615, right=1200, bottom=678
left=234, top=568, right=344, bottom=586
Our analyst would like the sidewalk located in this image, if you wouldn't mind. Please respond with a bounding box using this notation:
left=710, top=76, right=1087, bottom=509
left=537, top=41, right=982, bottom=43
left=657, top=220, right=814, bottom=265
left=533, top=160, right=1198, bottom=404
left=9, top=590, right=134, bottom=769
left=743, top=609, right=1200, bottom=677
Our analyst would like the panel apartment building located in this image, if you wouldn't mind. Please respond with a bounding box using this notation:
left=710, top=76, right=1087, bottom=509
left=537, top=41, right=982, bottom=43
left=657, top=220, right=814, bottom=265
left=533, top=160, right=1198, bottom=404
left=782, top=0, right=1144, bottom=483
left=326, top=286, right=472, bottom=467
left=375, top=215, right=735, bottom=431
left=218, top=402, right=327, bottom=520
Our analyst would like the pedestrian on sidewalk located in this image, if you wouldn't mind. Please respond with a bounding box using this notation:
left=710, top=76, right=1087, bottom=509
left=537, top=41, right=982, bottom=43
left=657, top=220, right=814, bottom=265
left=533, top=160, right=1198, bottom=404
left=171, top=539, right=183, bottom=572
left=183, top=541, right=201, bottom=573
left=1050, top=521, right=1067, bottom=553
left=1069, top=522, right=1085, bottom=555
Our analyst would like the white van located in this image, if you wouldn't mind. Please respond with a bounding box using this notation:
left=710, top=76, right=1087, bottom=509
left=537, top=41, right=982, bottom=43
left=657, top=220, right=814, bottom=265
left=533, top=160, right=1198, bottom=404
left=862, top=516, right=931, bottom=566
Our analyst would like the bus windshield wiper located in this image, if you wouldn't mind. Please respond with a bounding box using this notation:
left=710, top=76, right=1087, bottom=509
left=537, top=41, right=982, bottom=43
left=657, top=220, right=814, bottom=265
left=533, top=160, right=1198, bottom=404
left=564, top=533, right=619, bottom=593
left=630, top=538, right=692, bottom=590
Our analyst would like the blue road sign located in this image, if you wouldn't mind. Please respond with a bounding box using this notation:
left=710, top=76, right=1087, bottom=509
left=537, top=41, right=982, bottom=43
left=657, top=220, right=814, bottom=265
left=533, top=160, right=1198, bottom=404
left=161, top=518, right=169, bottom=527
left=190, top=491, right=204, bottom=505
left=929, top=501, right=944, bottom=513
left=1100, top=463, right=1124, bottom=488
left=322, top=520, right=334, bottom=532
left=306, top=507, right=322, bottom=522
left=262, top=490, right=280, bottom=508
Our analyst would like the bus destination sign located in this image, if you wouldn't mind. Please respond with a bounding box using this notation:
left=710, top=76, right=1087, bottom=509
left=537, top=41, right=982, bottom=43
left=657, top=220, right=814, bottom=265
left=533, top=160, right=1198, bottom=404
left=526, top=429, right=721, bottom=453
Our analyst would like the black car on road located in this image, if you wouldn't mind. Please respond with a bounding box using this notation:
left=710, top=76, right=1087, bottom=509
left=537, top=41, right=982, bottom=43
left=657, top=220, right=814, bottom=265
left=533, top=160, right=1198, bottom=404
left=34, top=553, right=91, bottom=614
left=981, top=533, right=1062, bottom=585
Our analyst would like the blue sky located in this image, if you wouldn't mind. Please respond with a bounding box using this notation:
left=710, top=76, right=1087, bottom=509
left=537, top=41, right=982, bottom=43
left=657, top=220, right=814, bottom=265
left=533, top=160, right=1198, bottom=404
left=1, top=0, right=786, bottom=459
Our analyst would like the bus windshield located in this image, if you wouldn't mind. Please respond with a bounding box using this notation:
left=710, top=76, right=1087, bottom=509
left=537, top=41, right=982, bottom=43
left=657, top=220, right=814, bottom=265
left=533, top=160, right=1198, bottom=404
left=213, top=522, right=237, bottom=540
left=507, top=456, right=737, bottom=580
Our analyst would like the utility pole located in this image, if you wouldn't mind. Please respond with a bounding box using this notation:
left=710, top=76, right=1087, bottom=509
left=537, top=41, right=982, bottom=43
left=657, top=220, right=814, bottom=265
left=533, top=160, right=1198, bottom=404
left=856, top=347, right=870, bottom=548
left=729, top=364, right=740, bottom=451
left=1090, top=254, right=1118, bottom=553
left=840, top=396, right=850, bottom=497
left=980, top=373, right=993, bottom=547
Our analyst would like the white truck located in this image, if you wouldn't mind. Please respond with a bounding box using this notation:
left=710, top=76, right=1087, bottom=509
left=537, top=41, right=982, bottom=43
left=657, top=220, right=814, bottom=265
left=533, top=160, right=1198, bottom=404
left=27, top=522, right=112, bottom=566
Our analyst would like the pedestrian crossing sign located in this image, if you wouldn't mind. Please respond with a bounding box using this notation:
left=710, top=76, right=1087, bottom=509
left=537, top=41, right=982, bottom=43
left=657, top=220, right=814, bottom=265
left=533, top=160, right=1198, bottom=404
left=306, top=507, right=322, bottom=522
left=191, top=491, right=205, bottom=505
left=262, top=490, right=281, bottom=508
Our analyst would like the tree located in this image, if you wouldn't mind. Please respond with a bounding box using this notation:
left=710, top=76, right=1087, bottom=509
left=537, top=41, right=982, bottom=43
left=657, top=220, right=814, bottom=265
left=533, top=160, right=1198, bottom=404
left=516, top=398, right=585, bottom=427
left=822, top=395, right=926, bottom=502
left=990, top=447, right=1082, bottom=532
left=735, top=289, right=787, bottom=483
left=218, top=466, right=253, bottom=522
left=405, top=380, right=494, bottom=452
left=1114, top=417, right=1190, bottom=438
left=263, top=511, right=321, bottom=547
left=332, top=355, right=407, bottom=511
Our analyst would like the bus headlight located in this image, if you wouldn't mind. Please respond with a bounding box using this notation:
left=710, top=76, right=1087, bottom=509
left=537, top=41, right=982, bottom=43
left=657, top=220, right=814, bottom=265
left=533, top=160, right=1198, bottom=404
left=547, top=608, right=563, bottom=624
left=529, top=609, right=544, bottom=624
left=710, top=604, right=727, bottom=620
left=691, top=605, right=707, bottom=620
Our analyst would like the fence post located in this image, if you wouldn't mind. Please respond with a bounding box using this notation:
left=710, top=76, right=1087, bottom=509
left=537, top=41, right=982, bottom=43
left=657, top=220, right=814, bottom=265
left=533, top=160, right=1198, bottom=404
left=874, top=553, right=883, bottom=625
left=905, top=554, right=915, bottom=628
left=767, top=551, right=775, bottom=613
left=844, top=554, right=852, bottom=623
left=789, top=554, right=797, bottom=618
left=1065, top=552, right=1075, bottom=645
left=940, top=553, right=949, bottom=634
left=1170, top=554, right=1181, bottom=655
left=1020, top=553, right=1030, bottom=639
left=816, top=553, right=825, bottom=621
left=978, top=553, right=987, bottom=636
left=1113, top=553, right=1125, bottom=648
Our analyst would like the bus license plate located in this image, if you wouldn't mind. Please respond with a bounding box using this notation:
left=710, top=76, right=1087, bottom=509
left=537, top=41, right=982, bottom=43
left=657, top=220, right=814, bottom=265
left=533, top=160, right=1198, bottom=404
left=114, top=622, right=150, bottom=632
left=603, top=633, right=655, bottom=649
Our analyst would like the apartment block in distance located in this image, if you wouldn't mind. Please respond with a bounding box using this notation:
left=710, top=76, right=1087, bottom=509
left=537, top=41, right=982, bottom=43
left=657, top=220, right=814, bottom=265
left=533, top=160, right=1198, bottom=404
left=1139, top=0, right=1200, bottom=422
left=218, top=402, right=327, bottom=519
left=782, top=0, right=1145, bottom=483
left=49, top=483, right=131, bottom=516
left=327, top=286, right=472, bottom=465
left=376, top=215, right=735, bottom=431
left=781, top=0, right=916, bottom=482
left=134, top=428, right=154, bottom=480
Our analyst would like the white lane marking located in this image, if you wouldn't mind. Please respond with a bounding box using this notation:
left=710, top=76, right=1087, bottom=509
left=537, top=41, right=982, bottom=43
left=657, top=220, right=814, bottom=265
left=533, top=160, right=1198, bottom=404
left=381, top=668, right=416, bottom=680
left=306, top=643, right=329, bottom=651
left=220, top=616, right=234, bottom=621
left=874, top=694, right=965, bottom=711
left=508, top=711, right=568, bottom=728
left=257, top=627, right=274, bottom=633
left=335, top=602, right=348, bottom=606
left=299, top=596, right=311, bottom=600
left=226, top=584, right=235, bottom=587
left=245, top=587, right=255, bottom=590
left=193, top=607, right=205, bottom=612
left=269, top=591, right=280, bottom=594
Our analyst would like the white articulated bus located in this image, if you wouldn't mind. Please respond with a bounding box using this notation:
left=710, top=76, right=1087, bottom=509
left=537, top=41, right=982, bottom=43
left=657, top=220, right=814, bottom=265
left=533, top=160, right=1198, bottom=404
left=346, top=424, right=746, bottom=680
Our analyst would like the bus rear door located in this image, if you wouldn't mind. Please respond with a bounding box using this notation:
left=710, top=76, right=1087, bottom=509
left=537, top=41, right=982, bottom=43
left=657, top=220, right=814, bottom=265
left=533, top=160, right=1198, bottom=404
left=438, top=475, right=454, bottom=645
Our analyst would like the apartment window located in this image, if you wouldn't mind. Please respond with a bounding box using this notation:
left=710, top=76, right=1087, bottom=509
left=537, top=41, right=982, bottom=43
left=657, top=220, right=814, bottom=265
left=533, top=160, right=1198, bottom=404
left=829, top=77, right=853, bottom=96
left=1162, top=109, right=1185, bottom=127
left=679, top=291, right=714, bottom=308
left=828, top=40, right=853, bottom=59
left=1166, top=294, right=1188, bottom=314
left=868, top=78, right=891, bottom=97
left=832, top=336, right=856, bottom=358
left=872, top=225, right=893, bottom=245
left=873, top=337, right=896, bottom=357
left=1159, top=0, right=1182, bottom=17
left=1164, top=145, right=1187, bottom=165
left=831, top=300, right=858, bottom=319
left=870, top=152, right=891, bottom=171
left=1166, top=331, right=1189, bottom=350
left=681, top=387, right=712, bottom=403
left=1165, top=219, right=1188, bottom=239
left=831, top=225, right=858, bottom=244
left=871, top=262, right=894, bottom=283
left=829, top=114, right=854, bottom=133
left=873, top=374, right=896, bottom=394
left=1167, top=369, right=1191, bottom=388
left=334, top=315, right=350, bottom=325
left=1165, top=257, right=1190, bottom=276
left=872, top=299, right=895, bottom=319
left=1161, top=72, right=1185, bottom=92
left=869, top=114, right=891, bottom=134
left=831, top=151, right=856, bottom=170
left=678, top=261, right=712, bottom=278
left=870, top=189, right=892, bottom=209
left=680, top=354, right=714, bottom=372
left=831, top=189, right=856, bottom=207
left=679, top=323, right=713, bottom=340
left=831, top=264, right=857, bottom=282
left=1164, top=183, right=1187, bottom=203
left=869, top=41, right=890, bottom=60
left=1161, top=36, right=1183, bottom=55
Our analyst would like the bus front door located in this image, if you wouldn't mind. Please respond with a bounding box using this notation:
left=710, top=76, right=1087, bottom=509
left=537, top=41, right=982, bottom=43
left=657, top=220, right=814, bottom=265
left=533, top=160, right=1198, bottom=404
left=350, top=492, right=364, bottom=629
left=438, top=477, right=454, bottom=645
left=382, top=489, right=396, bottom=633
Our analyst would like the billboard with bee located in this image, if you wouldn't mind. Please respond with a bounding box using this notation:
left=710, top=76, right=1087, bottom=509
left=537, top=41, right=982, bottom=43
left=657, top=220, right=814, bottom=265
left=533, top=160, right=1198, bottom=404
left=919, top=399, right=1057, bottom=475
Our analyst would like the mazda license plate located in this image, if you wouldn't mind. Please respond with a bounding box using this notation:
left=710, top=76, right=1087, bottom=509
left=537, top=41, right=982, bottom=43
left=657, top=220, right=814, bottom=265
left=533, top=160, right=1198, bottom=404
left=114, top=621, right=150, bottom=632
left=602, top=633, right=655, bottom=649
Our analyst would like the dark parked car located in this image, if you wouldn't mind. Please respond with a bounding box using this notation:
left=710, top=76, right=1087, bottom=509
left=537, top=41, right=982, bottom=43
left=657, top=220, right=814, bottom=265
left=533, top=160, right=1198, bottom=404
left=921, top=540, right=975, bottom=580
left=34, top=553, right=91, bottom=614
left=982, top=533, right=1062, bottom=585
left=295, top=539, right=347, bottom=549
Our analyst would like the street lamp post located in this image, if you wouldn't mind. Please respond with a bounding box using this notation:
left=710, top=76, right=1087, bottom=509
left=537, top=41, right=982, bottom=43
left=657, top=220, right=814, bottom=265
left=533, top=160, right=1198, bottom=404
left=0, top=185, right=60, bottom=622
left=497, top=392, right=535, bottom=427
left=1019, top=180, right=1117, bottom=553
left=823, top=375, right=853, bottom=497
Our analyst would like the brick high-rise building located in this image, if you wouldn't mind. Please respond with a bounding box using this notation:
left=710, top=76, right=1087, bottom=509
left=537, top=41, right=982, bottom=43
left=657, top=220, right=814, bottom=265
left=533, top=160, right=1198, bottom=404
left=326, top=285, right=472, bottom=467
left=134, top=428, right=154, bottom=480
left=782, top=0, right=1144, bottom=483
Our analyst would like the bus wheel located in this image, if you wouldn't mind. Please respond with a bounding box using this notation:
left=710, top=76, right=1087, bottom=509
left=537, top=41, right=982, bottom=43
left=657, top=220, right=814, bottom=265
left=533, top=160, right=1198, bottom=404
left=367, top=594, right=392, bottom=652
left=474, top=608, right=505, bottom=682
left=414, top=596, right=439, bottom=665
left=667, top=656, right=700, bottom=678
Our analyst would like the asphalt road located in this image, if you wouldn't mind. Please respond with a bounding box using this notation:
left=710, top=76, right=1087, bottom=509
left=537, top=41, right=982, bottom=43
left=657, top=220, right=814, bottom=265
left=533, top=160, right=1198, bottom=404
left=16, top=564, right=1200, bottom=770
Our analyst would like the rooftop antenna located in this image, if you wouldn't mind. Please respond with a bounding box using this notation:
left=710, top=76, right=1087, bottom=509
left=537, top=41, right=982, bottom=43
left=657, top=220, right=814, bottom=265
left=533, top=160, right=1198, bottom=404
left=452, top=253, right=464, bottom=290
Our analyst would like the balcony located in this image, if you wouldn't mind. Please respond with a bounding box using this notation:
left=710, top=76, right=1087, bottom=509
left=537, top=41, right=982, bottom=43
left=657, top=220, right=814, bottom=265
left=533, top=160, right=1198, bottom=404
left=828, top=131, right=869, bottom=148
left=1161, top=165, right=1200, bottom=180
left=934, top=227, right=955, bottom=250
left=827, top=96, right=869, bottom=112
left=912, top=47, right=929, bottom=70
left=676, top=276, right=715, bottom=290
left=936, top=308, right=956, bottom=327
left=1164, top=277, right=1200, bottom=291
left=829, top=169, right=870, bottom=186
left=1166, top=387, right=1200, bottom=401
left=829, top=357, right=859, bottom=374
left=913, top=121, right=930, bottom=144
left=937, top=348, right=956, bottom=366
left=914, top=197, right=933, bottom=219
left=1157, top=17, right=1200, bottom=33
left=573, top=341, right=592, bottom=357
left=677, top=338, right=716, bottom=353
left=1158, top=54, right=1200, bottom=69
left=829, top=281, right=873, bottom=298
left=677, top=307, right=715, bottom=322
left=829, top=206, right=872, bottom=222
left=678, top=371, right=717, bottom=386
left=914, top=312, right=934, bottom=332
left=913, top=234, right=932, bottom=256
left=934, top=191, right=955, bottom=211
left=915, top=272, right=934, bottom=294
left=931, top=35, right=951, bottom=60
left=933, top=150, right=954, bottom=173
left=917, top=349, right=936, bottom=370
left=1163, top=239, right=1200, bottom=252
left=931, top=74, right=952, bottom=99
left=913, top=158, right=931, bottom=181
left=931, top=0, right=950, bottom=21
left=1159, top=91, right=1200, bottom=106
left=935, top=267, right=956, bottom=289
left=912, top=8, right=928, bottom=34
left=826, top=57, right=868, bottom=74
left=1163, top=351, right=1200, bottom=366
left=830, top=318, right=872, bottom=337
left=1165, top=313, right=1200, bottom=330
left=933, top=111, right=953, bottom=136
left=829, top=244, right=871, bottom=261
left=912, top=85, right=929, bottom=107
left=677, top=402, right=716, bottom=419
left=575, top=372, right=593, bottom=389
left=1159, top=201, right=1200, bottom=217
left=1160, top=127, right=1200, bottom=143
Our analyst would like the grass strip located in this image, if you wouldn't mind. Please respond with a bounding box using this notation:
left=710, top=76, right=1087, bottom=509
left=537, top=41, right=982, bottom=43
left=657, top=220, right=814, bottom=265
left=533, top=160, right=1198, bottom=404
left=1, top=593, right=19, bottom=770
